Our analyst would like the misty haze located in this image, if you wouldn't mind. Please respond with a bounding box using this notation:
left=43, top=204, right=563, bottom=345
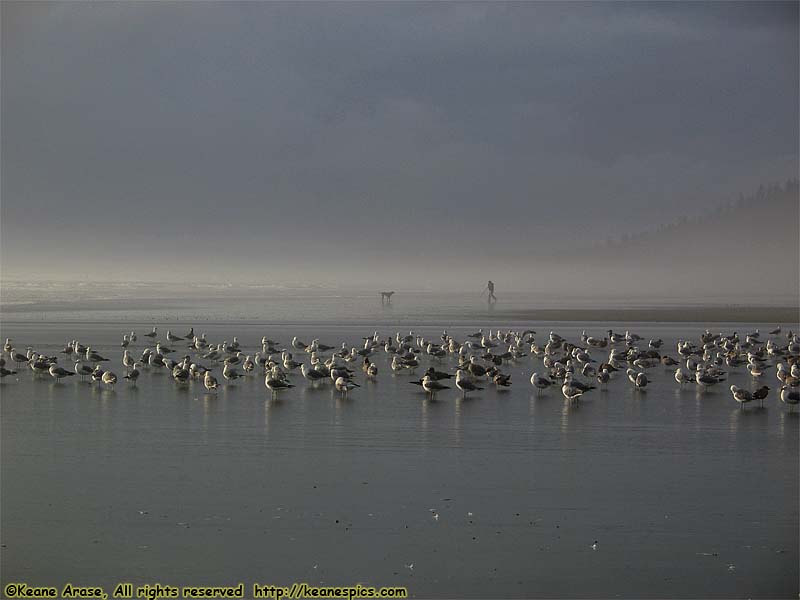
left=1, top=2, right=798, bottom=599
left=2, top=1, right=798, bottom=301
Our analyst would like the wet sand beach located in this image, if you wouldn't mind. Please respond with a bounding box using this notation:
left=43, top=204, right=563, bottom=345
left=1, top=318, right=797, bottom=598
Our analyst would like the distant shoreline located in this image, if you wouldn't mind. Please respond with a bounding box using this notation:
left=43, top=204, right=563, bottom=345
left=0, top=301, right=797, bottom=325
left=480, top=305, right=799, bottom=323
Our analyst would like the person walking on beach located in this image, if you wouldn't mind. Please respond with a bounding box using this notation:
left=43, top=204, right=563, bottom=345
left=486, top=280, right=497, bottom=305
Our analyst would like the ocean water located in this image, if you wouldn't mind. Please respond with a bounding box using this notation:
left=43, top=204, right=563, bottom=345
left=0, top=306, right=798, bottom=598
left=2, top=281, right=796, bottom=324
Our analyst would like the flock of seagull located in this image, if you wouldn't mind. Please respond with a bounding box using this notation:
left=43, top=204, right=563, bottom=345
left=2, top=325, right=800, bottom=410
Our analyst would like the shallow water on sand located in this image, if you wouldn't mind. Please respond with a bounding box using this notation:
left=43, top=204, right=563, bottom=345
left=1, top=321, right=798, bottom=598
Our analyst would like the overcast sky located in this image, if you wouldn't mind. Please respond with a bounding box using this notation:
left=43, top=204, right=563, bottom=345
left=1, top=1, right=797, bottom=287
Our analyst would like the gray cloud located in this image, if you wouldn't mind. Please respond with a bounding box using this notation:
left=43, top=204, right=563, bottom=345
left=1, top=1, right=797, bottom=291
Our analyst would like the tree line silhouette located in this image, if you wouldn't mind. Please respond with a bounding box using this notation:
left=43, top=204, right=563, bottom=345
left=601, top=179, right=799, bottom=248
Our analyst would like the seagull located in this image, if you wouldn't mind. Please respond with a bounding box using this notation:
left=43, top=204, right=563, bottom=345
left=265, top=374, right=294, bottom=399
left=122, top=350, right=136, bottom=371
left=626, top=368, right=647, bottom=390
left=283, top=354, right=302, bottom=371
left=301, top=363, right=326, bottom=383
left=86, top=348, right=109, bottom=363
left=455, top=369, right=483, bottom=399
left=222, top=363, right=244, bottom=382
left=592, top=336, right=609, bottom=349
left=330, top=364, right=354, bottom=382
left=189, top=362, right=209, bottom=379
left=752, top=386, right=770, bottom=407
left=101, top=370, right=117, bottom=388
left=421, top=375, right=450, bottom=400
left=10, top=350, right=28, bottom=367
left=29, top=356, right=51, bottom=375
left=427, top=343, right=447, bottom=359
left=597, top=368, right=610, bottom=387
left=224, top=352, right=242, bottom=366
left=144, top=327, right=158, bottom=339
left=201, top=371, right=217, bottom=392
left=674, top=368, right=693, bottom=387
left=564, top=372, right=595, bottom=392
left=575, top=357, right=594, bottom=374
left=625, top=330, right=642, bottom=343
left=480, top=335, right=497, bottom=349
left=335, top=376, right=360, bottom=398
left=747, top=362, right=768, bottom=378
left=425, top=367, right=452, bottom=381
left=391, top=356, right=407, bottom=373
left=493, top=372, right=512, bottom=388
left=166, top=330, right=184, bottom=342
left=730, top=385, right=753, bottom=409
left=48, top=364, right=75, bottom=382
left=172, top=365, right=190, bottom=384
left=561, top=380, right=590, bottom=402
left=91, top=365, right=105, bottom=384
left=0, top=367, right=17, bottom=379
left=530, top=372, right=554, bottom=394
left=631, top=357, right=656, bottom=370
left=74, top=361, right=94, bottom=381
left=606, top=330, right=624, bottom=344
left=779, top=385, right=799, bottom=411
left=124, top=363, right=142, bottom=385
left=695, top=370, right=723, bottom=392
left=466, top=359, right=487, bottom=378
left=401, top=355, right=419, bottom=371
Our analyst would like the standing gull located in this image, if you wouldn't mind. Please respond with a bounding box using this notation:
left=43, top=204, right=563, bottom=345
left=455, top=369, right=483, bottom=399
left=627, top=368, right=648, bottom=391
left=530, top=372, right=555, bottom=395
left=124, top=363, right=142, bottom=385
left=730, top=385, right=753, bottom=409
left=265, top=374, right=295, bottom=399
left=204, top=371, right=219, bottom=392
left=780, top=385, right=799, bottom=411
left=422, top=374, right=450, bottom=400
left=49, top=364, right=75, bottom=382
left=335, top=376, right=360, bottom=398
left=75, top=361, right=94, bottom=381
